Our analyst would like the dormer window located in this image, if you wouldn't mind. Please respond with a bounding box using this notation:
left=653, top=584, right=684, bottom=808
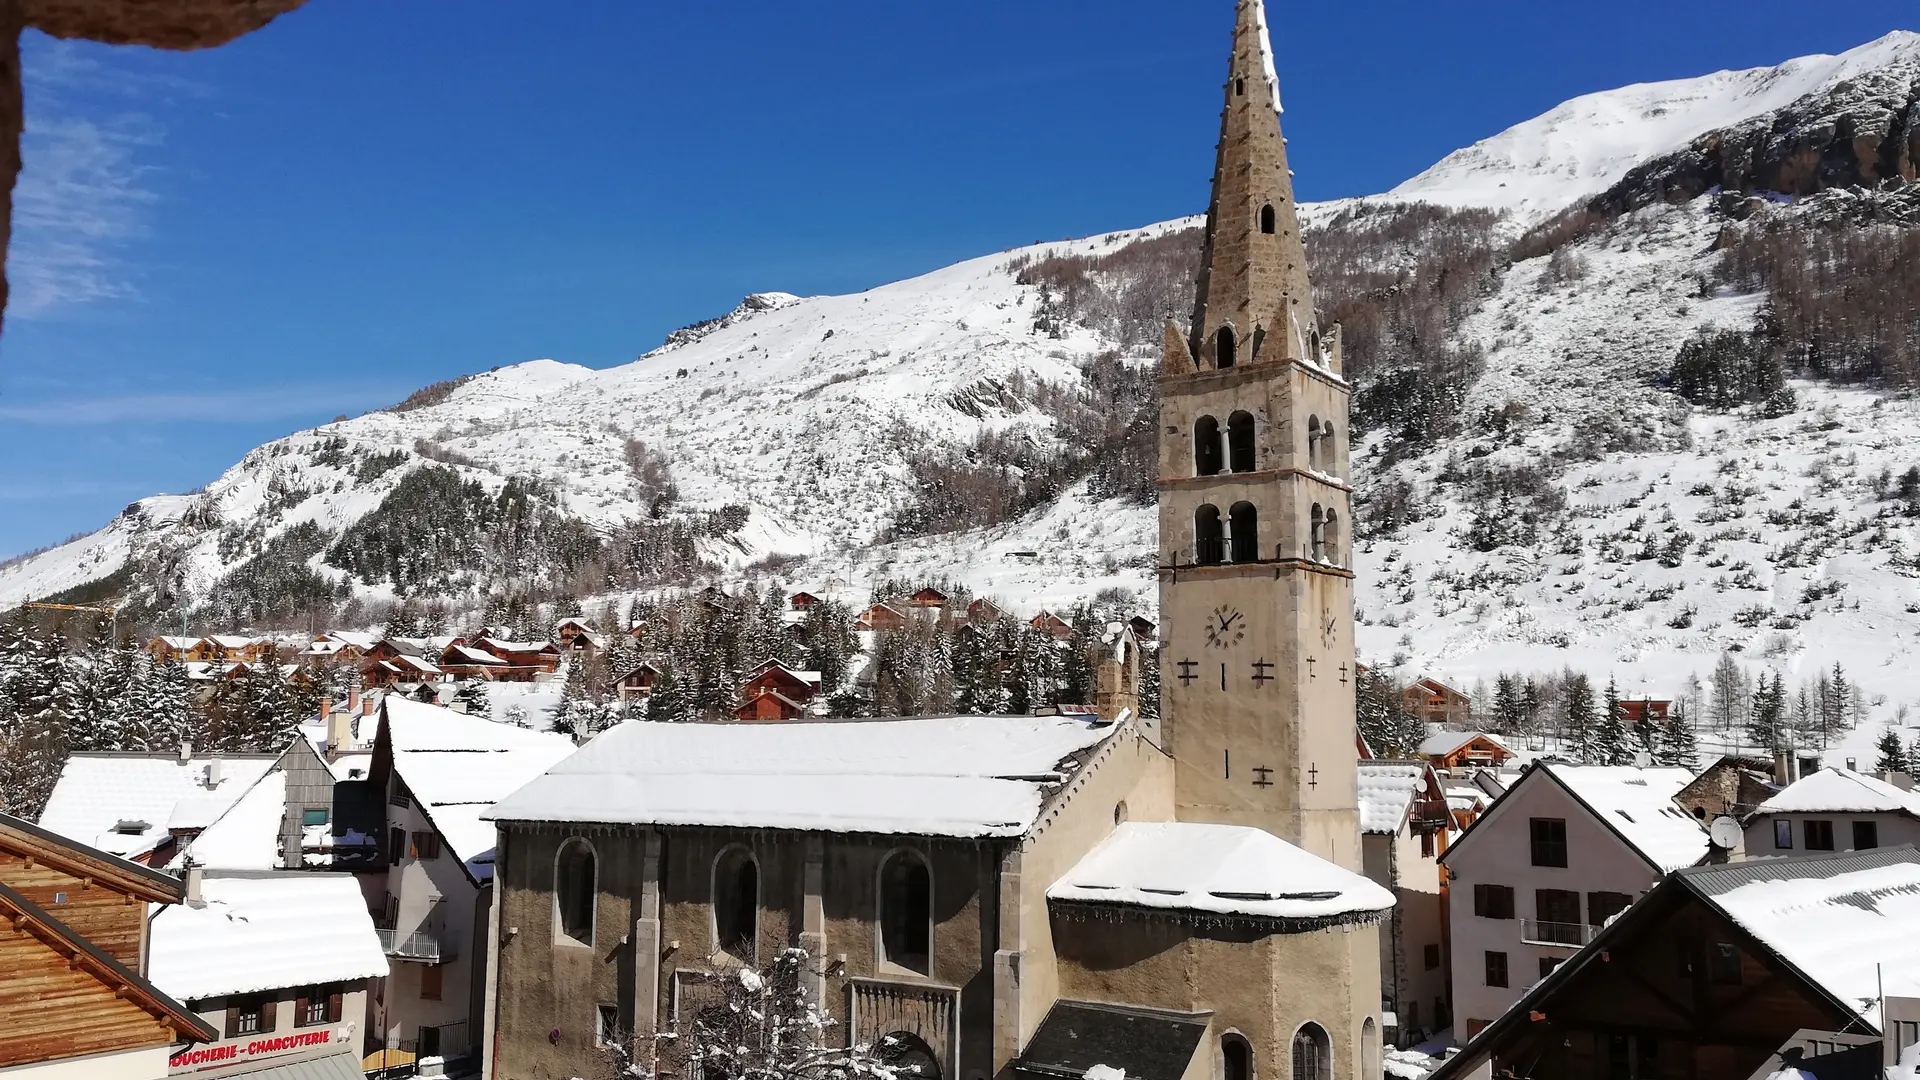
left=112, top=819, right=149, bottom=836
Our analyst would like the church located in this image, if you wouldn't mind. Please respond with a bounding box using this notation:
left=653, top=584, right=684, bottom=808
left=478, top=4, right=1388, bottom=1079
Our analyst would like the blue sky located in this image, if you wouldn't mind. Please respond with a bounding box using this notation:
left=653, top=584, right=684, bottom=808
left=1, top=0, right=1914, bottom=560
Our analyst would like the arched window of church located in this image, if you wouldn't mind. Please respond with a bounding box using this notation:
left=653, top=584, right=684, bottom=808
left=1319, top=422, right=1337, bottom=471
left=1361, top=1019, right=1380, bottom=1080
left=1229, top=502, right=1259, bottom=564
left=1227, top=411, right=1256, bottom=474
left=1306, top=415, right=1321, bottom=465
left=555, top=838, right=596, bottom=946
left=1195, top=505, right=1225, bottom=566
left=1195, top=415, right=1224, bottom=477
left=1261, top=204, right=1277, bottom=235
left=713, top=846, right=758, bottom=962
left=879, top=850, right=932, bottom=974
left=1324, top=510, right=1341, bottom=565
left=1310, top=504, right=1325, bottom=561
left=1292, top=1023, right=1331, bottom=1080
left=1224, top=1034, right=1255, bottom=1080
left=1235, top=78, right=1246, bottom=97
left=1216, top=325, right=1238, bottom=369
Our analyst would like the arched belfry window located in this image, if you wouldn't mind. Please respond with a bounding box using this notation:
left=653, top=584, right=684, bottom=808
left=1310, top=504, right=1326, bottom=561
left=1261, top=204, right=1277, bottom=235
left=1229, top=502, right=1259, bottom=564
left=1195, top=505, right=1225, bottom=566
left=1324, top=510, right=1342, bottom=565
left=1216, top=325, right=1238, bottom=369
left=1194, top=415, right=1224, bottom=477
left=1227, top=411, right=1256, bottom=474
left=713, top=847, right=758, bottom=961
left=1224, top=1035, right=1255, bottom=1080
left=555, top=838, right=596, bottom=946
left=879, top=850, right=932, bottom=974
left=1292, top=1024, right=1331, bottom=1080
left=1235, top=78, right=1246, bottom=97
left=1306, top=415, right=1322, bottom=465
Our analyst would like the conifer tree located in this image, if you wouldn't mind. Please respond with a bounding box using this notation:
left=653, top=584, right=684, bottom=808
left=1746, top=672, right=1787, bottom=754
left=1561, top=674, right=1597, bottom=763
left=1656, top=701, right=1698, bottom=769
left=646, top=667, right=692, bottom=724
left=1876, top=725, right=1910, bottom=775
left=452, top=679, right=491, bottom=717
left=1519, top=678, right=1541, bottom=735
left=1492, top=675, right=1521, bottom=733
left=1592, top=676, right=1632, bottom=765
left=1357, top=670, right=1422, bottom=757
left=1709, top=653, right=1746, bottom=733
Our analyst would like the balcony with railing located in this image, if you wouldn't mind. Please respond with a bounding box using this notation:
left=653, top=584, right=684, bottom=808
left=1520, top=919, right=1595, bottom=948
left=375, top=925, right=455, bottom=963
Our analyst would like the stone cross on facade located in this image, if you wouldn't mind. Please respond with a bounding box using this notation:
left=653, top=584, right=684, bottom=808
left=0, top=0, right=308, bottom=333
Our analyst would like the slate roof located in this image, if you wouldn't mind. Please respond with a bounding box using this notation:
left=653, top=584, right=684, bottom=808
left=1014, top=1000, right=1209, bottom=1080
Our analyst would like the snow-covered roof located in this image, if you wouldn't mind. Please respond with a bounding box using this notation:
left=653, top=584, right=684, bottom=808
left=1685, top=848, right=1920, bottom=1029
left=1547, top=764, right=1710, bottom=872
left=206, top=635, right=259, bottom=649
left=154, top=635, right=199, bottom=649
left=170, top=772, right=286, bottom=872
left=1359, top=762, right=1429, bottom=834
left=149, top=874, right=388, bottom=1002
left=328, top=752, right=374, bottom=782
left=1753, top=768, right=1920, bottom=818
left=383, top=697, right=577, bottom=880
left=1417, top=731, right=1510, bottom=757
left=38, top=754, right=277, bottom=858
left=1047, top=822, right=1394, bottom=925
left=444, top=644, right=506, bottom=665
left=487, top=714, right=1124, bottom=839
left=327, top=631, right=379, bottom=650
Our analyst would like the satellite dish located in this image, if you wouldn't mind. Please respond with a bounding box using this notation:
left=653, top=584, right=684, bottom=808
left=1709, top=816, right=1743, bottom=850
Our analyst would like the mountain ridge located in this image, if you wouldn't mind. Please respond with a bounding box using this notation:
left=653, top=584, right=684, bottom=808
left=7, top=32, right=1920, bottom=756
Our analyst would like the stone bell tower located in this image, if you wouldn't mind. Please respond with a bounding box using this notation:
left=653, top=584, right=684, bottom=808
left=1156, top=0, right=1360, bottom=871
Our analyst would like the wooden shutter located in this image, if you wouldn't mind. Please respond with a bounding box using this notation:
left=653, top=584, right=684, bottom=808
left=295, top=991, right=311, bottom=1028
left=225, top=1003, right=241, bottom=1039
left=258, top=996, right=276, bottom=1033
left=327, top=990, right=343, bottom=1023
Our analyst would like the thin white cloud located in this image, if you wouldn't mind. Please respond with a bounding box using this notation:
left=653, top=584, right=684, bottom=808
left=0, top=384, right=408, bottom=425
left=9, top=38, right=192, bottom=316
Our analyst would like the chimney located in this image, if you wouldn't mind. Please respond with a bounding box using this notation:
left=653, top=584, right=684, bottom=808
left=205, top=759, right=224, bottom=789
left=319, top=697, right=333, bottom=724
left=1774, top=750, right=1791, bottom=787
left=1848, top=757, right=1859, bottom=772
left=184, top=863, right=204, bottom=908
left=363, top=694, right=378, bottom=717
left=327, top=708, right=354, bottom=760
left=348, top=687, right=362, bottom=715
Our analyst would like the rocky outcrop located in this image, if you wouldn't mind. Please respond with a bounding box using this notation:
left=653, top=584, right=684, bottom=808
left=0, top=0, right=308, bottom=337
left=24, top=0, right=306, bottom=49
left=1595, top=62, right=1920, bottom=214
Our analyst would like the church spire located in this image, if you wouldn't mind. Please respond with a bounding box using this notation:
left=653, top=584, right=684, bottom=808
left=1185, top=0, right=1316, bottom=370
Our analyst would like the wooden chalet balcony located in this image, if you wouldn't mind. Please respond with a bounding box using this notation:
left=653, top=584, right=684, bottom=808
left=1520, top=919, right=1594, bottom=948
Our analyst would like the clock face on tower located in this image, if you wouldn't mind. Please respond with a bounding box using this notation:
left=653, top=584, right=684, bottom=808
left=1206, top=604, right=1246, bottom=649
left=1321, top=605, right=1338, bottom=648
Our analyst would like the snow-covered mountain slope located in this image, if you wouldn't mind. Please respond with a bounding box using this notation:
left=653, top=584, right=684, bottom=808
left=1388, top=31, right=1920, bottom=220
left=7, top=32, right=1920, bottom=754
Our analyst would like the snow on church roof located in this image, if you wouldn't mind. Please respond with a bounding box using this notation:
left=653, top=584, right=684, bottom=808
left=383, top=696, right=577, bottom=880
left=150, top=874, right=387, bottom=1002
left=1047, top=822, right=1394, bottom=924
left=487, top=714, right=1123, bottom=838
left=1358, top=762, right=1428, bottom=834
left=1754, top=768, right=1920, bottom=818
